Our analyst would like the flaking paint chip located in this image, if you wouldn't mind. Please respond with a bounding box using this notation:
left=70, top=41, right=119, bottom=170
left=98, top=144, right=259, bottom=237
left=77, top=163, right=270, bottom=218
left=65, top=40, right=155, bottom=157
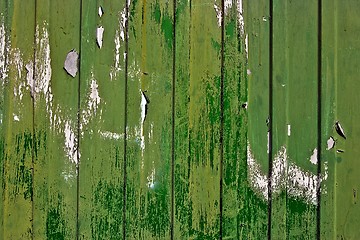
left=326, top=136, right=335, bottom=150
left=98, top=6, right=104, bottom=17
left=97, top=26, right=104, bottom=49
left=335, top=121, right=346, bottom=139
left=64, top=49, right=78, bottom=77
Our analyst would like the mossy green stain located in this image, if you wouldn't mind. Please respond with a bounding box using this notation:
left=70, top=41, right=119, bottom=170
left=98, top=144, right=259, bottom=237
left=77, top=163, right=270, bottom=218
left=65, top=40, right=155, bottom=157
left=46, top=200, right=66, bottom=240
left=161, top=14, right=173, bottom=50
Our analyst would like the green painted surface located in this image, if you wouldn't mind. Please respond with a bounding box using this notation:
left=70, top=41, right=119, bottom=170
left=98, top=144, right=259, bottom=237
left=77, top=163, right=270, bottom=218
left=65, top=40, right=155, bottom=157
left=0, top=0, right=360, bottom=239
left=272, top=1, right=318, bottom=239
left=174, top=0, right=221, bottom=238
left=2, top=1, right=35, bottom=239
left=33, top=0, right=80, bottom=239
left=78, top=1, right=126, bottom=239
left=126, top=0, right=173, bottom=238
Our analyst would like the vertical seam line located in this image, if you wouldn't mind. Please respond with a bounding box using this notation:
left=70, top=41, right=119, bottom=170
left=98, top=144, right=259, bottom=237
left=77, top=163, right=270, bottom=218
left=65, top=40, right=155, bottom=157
left=171, top=0, right=176, bottom=239
left=219, top=0, right=225, bottom=239
left=268, top=0, right=273, bottom=239
left=316, top=0, right=322, bottom=239
left=31, top=0, right=37, bottom=239
left=76, top=0, right=83, bottom=239
left=122, top=0, right=129, bottom=239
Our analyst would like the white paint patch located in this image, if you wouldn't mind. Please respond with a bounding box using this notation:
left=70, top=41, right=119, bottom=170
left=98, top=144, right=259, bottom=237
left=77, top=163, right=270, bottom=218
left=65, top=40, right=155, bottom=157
left=99, top=130, right=123, bottom=140
left=64, top=121, right=79, bottom=164
left=309, top=148, right=318, bottom=165
left=110, top=8, right=127, bottom=80
left=287, top=124, right=291, bottom=136
left=89, top=79, right=101, bottom=111
left=237, top=0, right=245, bottom=35
left=96, top=26, right=104, bottom=49
left=12, top=49, right=23, bottom=80
left=140, top=91, right=148, bottom=152
left=0, top=17, right=9, bottom=82
left=213, top=3, right=222, bottom=27
left=147, top=168, right=156, bottom=189
left=247, top=144, right=268, bottom=200
left=13, top=114, right=20, bottom=122
left=98, top=6, right=103, bottom=17
left=64, top=50, right=78, bottom=77
left=81, top=73, right=102, bottom=132
left=247, top=143, right=328, bottom=205
left=25, top=62, right=34, bottom=97
left=267, top=131, right=270, bottom=154
left=224, top=0, right=233, bottom=14
left=327, top=136, right=335, bottom=150
left=35, top=22, right=54, bottom=126
left=245, top=34, right=249, bottom=60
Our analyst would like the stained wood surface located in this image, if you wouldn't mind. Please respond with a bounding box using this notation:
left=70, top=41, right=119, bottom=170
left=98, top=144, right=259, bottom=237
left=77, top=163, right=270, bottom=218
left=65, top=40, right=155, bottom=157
left=0, top=0, right=360, bottom=239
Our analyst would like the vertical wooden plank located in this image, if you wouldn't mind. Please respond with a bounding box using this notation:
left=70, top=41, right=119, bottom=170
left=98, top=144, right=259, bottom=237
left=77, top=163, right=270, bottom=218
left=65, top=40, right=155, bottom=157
left=174, top=0, right=221, bottom=238
left=320, top=0, right=336, bottom=238
left=0, top=3, right=9, bottom=237
left=125, top=0, right=173, bottom=238
left=272, top=0, right=318, bottom=238
left=2, top=1, right=35, bottom=238
left=173, top=0, right=190, bottom=238
left=321, top=1, right=360, bottom=238
left=222, top=1, right=247, bottom=238
left=78, top=0, right=126, bottom=239
left=243, top=0, right=270, bottom=238
left=33, top=1, right=80, bottom=239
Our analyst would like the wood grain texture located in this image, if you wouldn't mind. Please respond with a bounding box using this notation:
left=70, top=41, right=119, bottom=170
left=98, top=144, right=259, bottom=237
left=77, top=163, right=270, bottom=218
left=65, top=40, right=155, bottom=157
left=244, top=0, right=270, bottom=238
left=33, top=0, right=80, bottom=238
left=272, top=0, right=319, bottom=238
left=125, top=0, right=173, bottom=238
left=1, top=0, right=360, bottom=239
left=320, top=0, right=336, bottom=238
left=174, top=0, right=221, bottom=238
left=222, top=1, right=247, bottom=239
left=0, top=2, right=8, bottom=237
left=78, top=1, right=126, bottom=239
left=326, top=1, right=360, bottom=238
left=2, top=1, right=35, bottom=238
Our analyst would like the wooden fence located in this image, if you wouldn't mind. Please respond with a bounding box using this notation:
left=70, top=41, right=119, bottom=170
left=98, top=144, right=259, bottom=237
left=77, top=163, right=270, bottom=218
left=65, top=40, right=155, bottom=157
left=0, top=0, right=359, bottom=239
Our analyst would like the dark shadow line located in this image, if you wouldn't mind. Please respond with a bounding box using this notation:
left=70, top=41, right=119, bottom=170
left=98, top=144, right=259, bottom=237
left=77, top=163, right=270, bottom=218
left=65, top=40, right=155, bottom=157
left=219, top=0, right=225, bottom=239
left=316, top=0, right=322, bottom=239
left=31, top=0, right=37, bottom=239
left=170, top=0, right=176, bottom=239
left=267, top=0, right=273, bottom=239
left=76, top=0, right=83, bottom=239
left=122, top=1, right=130, bottom=239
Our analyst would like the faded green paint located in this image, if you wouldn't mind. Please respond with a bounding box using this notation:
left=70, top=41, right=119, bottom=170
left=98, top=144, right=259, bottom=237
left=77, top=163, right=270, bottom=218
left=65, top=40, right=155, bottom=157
left=78, top=1, right=126, bottom=239
left=272, top=1, right=318, bottom=239
left=245, top=0, right=270, bottom=238
left=33, top=0, right=80, bottom=239
left=1, top=0, right=360, bottom=239
left=2, top=1, right=35, bottom=239
left=125, top=0, right=173, bottom=238
left=174, top=0, right=221, bottom=238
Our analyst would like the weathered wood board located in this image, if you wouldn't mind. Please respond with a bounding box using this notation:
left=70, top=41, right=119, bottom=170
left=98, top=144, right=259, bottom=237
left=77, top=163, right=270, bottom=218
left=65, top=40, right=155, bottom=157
left=0, top=0, right=359, bottom=239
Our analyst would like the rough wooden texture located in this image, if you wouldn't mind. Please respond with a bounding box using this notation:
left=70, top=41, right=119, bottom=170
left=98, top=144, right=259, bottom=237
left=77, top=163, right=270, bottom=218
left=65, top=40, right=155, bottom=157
left=244, top=0, right=269, bottom=237
left=321, top=1, right=360, bottom=238
left=125, top=0, right=173, bottom=238
left=2, top=1, right=35, bottom=239
left=174, top=0, right=221, bottom=238
left=1, top=0, right=360, bottom=239
left=222, top=2, right=247, bottom=239
left=33, top=0, right=80, bottom=239
left=78, top=1, right=126, bottom=239
left=272, top=0, right=318, bottom=238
